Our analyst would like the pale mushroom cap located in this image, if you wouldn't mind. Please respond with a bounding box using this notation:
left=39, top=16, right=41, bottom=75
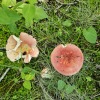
left=51, top=44, right=84, bottom=76
left=6, top=35, right=21, bottom=51
left=6, top=50, right=21, bottom=62
left=6, top=35, right=17, bottom=51
left=20, top=32, right=37, bottom=47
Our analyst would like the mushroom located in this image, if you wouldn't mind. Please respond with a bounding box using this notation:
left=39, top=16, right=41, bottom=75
left=41, top=68, right=52, bottom=78
left=6, top=32, right=39, bottom=63
left=50, top=44, right=84, bottom=76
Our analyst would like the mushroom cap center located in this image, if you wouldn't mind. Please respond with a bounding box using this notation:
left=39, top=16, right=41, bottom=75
left=56, top=49, right=83, bottom=69
left=56, top=52, right=73, bottom=65
left=16, top=42, right=32, bottom=55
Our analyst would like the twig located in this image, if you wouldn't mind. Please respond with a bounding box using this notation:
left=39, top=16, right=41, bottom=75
left=56, top=0, right=79, bottom=5
left=0, top=47, right=6, bottom=51
left=55, top=0, right=79, bottom=11
left=0, top=68, right=10, bottom=82
left=56, top=5, right=62, bottom=10
left=91, top=93, right=100, bottom=99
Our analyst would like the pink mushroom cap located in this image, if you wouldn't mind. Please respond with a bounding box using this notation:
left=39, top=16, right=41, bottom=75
left=20, top=32, right=37, bottom=47
left=51, top=44, right=84, bottom=76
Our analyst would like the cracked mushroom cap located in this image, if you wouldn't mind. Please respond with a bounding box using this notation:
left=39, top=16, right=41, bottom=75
left=19, top=32, right=39, bottom=63
left=6, top=35, right=21, bottom=61
left=6, top=32, right=39, bottom=63
left=6, top=50, right=21, bottom=62
left=50, top=44, right=84, bottom=76
left=6, top=35, right=21, bottom=51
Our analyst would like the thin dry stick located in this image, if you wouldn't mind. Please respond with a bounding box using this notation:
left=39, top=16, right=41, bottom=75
left=56, top=0, right=79, bottom=5
left=0, top=68, right=10, bottom=82
left=55, top=0, right=79, bottom=10
left=0, top=47, right=6, bottom=51
left=91, top=93, right=100, bottom=99
left=39, top=79, right=54, bottom=100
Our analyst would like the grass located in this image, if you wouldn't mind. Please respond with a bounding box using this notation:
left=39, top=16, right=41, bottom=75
left=0, top=0, right=100, bottom=100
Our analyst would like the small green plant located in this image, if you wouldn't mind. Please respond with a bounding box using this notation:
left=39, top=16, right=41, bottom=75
left=58, top=80, right=75, bottom=94
left=86, top=76, right=92, bottom=82
left=2, top=0, right=16, bottom=7
left=21, top=67, right=36, bottom=90
left=0, top=52, right=3, bottom=56
left=0, top=6, right=21, bottom=33
left=0, top=0, right=48, bottom=32
left=65, top=84, right=75, bottom=94
left=62, top=19, right=72, bottom=27
left=58, top=80, right=66, bottom=90
left=83, top=26, right=97, bottom=43
left=20, top=0, right=48, bottom=28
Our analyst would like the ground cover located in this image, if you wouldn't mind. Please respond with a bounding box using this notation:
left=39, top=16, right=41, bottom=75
left=0, top=0, right=100, bottom=100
